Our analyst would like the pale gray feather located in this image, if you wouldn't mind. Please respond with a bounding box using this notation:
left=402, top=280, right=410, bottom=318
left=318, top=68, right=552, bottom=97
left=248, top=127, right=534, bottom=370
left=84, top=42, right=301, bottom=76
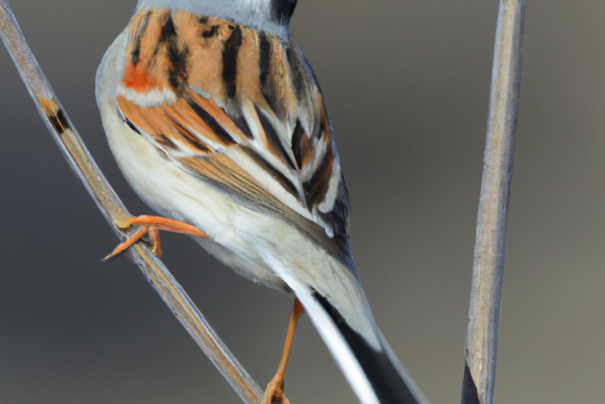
left=137, top=0, right=290, bottom=39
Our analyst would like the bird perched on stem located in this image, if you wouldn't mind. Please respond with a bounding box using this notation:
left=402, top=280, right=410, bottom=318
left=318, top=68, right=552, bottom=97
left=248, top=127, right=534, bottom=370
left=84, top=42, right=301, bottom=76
left=96, top=0, right=425, bottom=403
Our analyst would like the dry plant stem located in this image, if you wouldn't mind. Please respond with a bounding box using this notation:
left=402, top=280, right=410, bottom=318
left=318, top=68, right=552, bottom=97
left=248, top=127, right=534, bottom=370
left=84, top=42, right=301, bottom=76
left=462, top=1, right=525, bottom=404
left=0, top=2, right=263, bottom=403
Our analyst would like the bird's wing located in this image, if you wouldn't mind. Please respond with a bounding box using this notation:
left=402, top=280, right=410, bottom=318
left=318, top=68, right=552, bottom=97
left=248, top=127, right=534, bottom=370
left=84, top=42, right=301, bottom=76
left=115, top=9, right=349, bottom=249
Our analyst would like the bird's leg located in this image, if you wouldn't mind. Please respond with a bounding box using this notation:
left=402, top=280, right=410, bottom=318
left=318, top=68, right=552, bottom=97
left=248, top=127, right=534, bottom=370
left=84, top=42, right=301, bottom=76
left=148, top=226, right=162, bottom=257
left=262, top=299, right=304, bottom=404
left=103, top=215, right=206, bottom=261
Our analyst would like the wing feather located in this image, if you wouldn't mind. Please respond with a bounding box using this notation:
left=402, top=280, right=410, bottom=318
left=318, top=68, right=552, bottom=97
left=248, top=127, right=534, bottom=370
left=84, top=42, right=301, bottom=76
left=117, top=8, right=348, bottom=244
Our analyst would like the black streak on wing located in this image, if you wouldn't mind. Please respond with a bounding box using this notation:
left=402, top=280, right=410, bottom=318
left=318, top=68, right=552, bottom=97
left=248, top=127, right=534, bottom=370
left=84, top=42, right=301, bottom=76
left=131, top=47, right=140, bottom=67
left=241, top=146, right=299, bottom=199
left=160, top=15, right=189, bottom=92
left=159, top=133, right=178, bottom=149
left=311, top=109, right=322, bottom=139
left=174, top=130, right=209, bottom=152
left=178, top=134, right=210, bottom=153
left=231, top=113, right=255, bottom=139
left=131, top=11, right=152, bottom=66
left=159, top=12, right=176, bottom=43
left=202, top=25, right=220, bottom=38
left=461, top=362, right=481, bottom=404
left=123, top=115, right=142, bottom=135
left=254, top=105, right=296, bottom=171
left=312, top=291, right=419, bottom=404
left=258, top=35, right=286, bottom=119
left=117, top=108, right=141, bottom=135
left=285, top=45, right=306, bottom=101
left=165, top=112, right=210, bottom=152
left=303, top=145, right=332, bottom=208
left=258, top=31, right=272, bottom=86
left=222, top=25, right=243, bottom=100
left=291, top=119, right=305, bottom=169
left=186, top=99, right=236, bottom=145
left=318, top=173, right=350, bottom=240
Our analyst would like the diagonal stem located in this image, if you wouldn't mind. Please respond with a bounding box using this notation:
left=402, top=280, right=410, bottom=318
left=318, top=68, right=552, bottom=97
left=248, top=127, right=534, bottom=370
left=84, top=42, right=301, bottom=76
left=0, top=1, right=263, bottom=403
left=461, top=1, right=526, bottom=404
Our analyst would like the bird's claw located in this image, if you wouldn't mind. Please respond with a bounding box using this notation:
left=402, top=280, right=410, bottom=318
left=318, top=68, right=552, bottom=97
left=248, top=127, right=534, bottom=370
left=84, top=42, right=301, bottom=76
left=103, top=215, right=206, bottom=261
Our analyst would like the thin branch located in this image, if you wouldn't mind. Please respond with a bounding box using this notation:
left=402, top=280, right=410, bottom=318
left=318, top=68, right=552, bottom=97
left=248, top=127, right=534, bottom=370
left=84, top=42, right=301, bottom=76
left=462, top=1, right=525, bottom=404
left=0, top=2, right=264, bottom=403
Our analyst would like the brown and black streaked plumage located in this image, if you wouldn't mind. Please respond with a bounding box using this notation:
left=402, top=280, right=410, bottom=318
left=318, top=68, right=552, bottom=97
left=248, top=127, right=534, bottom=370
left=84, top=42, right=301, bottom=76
left=97, top=2, right=425, bottom=403
left=117, top=9, right=344, bottom=237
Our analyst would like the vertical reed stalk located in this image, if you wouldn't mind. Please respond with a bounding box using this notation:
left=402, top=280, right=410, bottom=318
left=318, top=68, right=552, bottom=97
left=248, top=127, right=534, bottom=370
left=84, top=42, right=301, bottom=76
left=462, top=1, right=526, bottom=403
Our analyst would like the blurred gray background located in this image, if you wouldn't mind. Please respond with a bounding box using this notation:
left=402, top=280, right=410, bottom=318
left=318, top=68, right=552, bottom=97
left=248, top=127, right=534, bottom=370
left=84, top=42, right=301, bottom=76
left=1, top=1, right=604, bottom=403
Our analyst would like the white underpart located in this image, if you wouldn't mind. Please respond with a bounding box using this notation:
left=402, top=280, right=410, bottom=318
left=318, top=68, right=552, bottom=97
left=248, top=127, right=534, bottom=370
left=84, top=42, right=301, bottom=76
left=137, top=0, right=289, bottom=40
left=117, top=84, right=177, bottom=108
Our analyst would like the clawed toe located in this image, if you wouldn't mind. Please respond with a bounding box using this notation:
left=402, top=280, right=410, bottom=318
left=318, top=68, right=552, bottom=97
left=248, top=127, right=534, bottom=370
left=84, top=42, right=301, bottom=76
left=103, top=215, right=206, bottom=261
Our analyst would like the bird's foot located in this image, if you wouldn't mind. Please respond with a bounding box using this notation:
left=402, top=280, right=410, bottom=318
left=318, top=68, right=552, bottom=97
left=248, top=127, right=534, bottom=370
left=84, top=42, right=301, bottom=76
left=103, top=215, right=206, bottom=261
left=261, top=378, right=290, bottom=404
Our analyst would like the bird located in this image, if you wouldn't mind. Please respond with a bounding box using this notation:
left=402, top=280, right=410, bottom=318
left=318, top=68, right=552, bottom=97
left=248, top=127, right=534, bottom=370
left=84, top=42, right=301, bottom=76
left=96, top=0, right=425, bottom=403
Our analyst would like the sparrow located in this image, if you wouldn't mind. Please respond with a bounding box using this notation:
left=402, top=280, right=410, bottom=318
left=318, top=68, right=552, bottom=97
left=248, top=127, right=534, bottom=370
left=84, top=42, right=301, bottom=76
left=96, top=0, right=424, bottom=403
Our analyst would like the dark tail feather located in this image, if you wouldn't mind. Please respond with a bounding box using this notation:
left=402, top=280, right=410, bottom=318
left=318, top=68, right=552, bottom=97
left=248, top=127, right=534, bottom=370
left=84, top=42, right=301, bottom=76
left=312, top=290, right=426, bottom=404
left=274, top=265, right=426, bottom=404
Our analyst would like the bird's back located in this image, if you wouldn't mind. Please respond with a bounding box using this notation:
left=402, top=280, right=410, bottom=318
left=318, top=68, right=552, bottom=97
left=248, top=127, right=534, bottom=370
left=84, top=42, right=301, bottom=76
left=96, top=4, right=426, bottom=403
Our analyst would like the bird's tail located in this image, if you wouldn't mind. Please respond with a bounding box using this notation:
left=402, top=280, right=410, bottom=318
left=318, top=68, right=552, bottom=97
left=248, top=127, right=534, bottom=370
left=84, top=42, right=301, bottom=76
left=276, top=271, right=428, bottom=404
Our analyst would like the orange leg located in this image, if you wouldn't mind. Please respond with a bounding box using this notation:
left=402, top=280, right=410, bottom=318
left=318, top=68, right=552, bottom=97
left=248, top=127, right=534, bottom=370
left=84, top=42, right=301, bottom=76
left=103, top=215, right=207, bottom=261
left=262, top=299, right=304, bottom=404
left=148, top=227, right=162, bottom=257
